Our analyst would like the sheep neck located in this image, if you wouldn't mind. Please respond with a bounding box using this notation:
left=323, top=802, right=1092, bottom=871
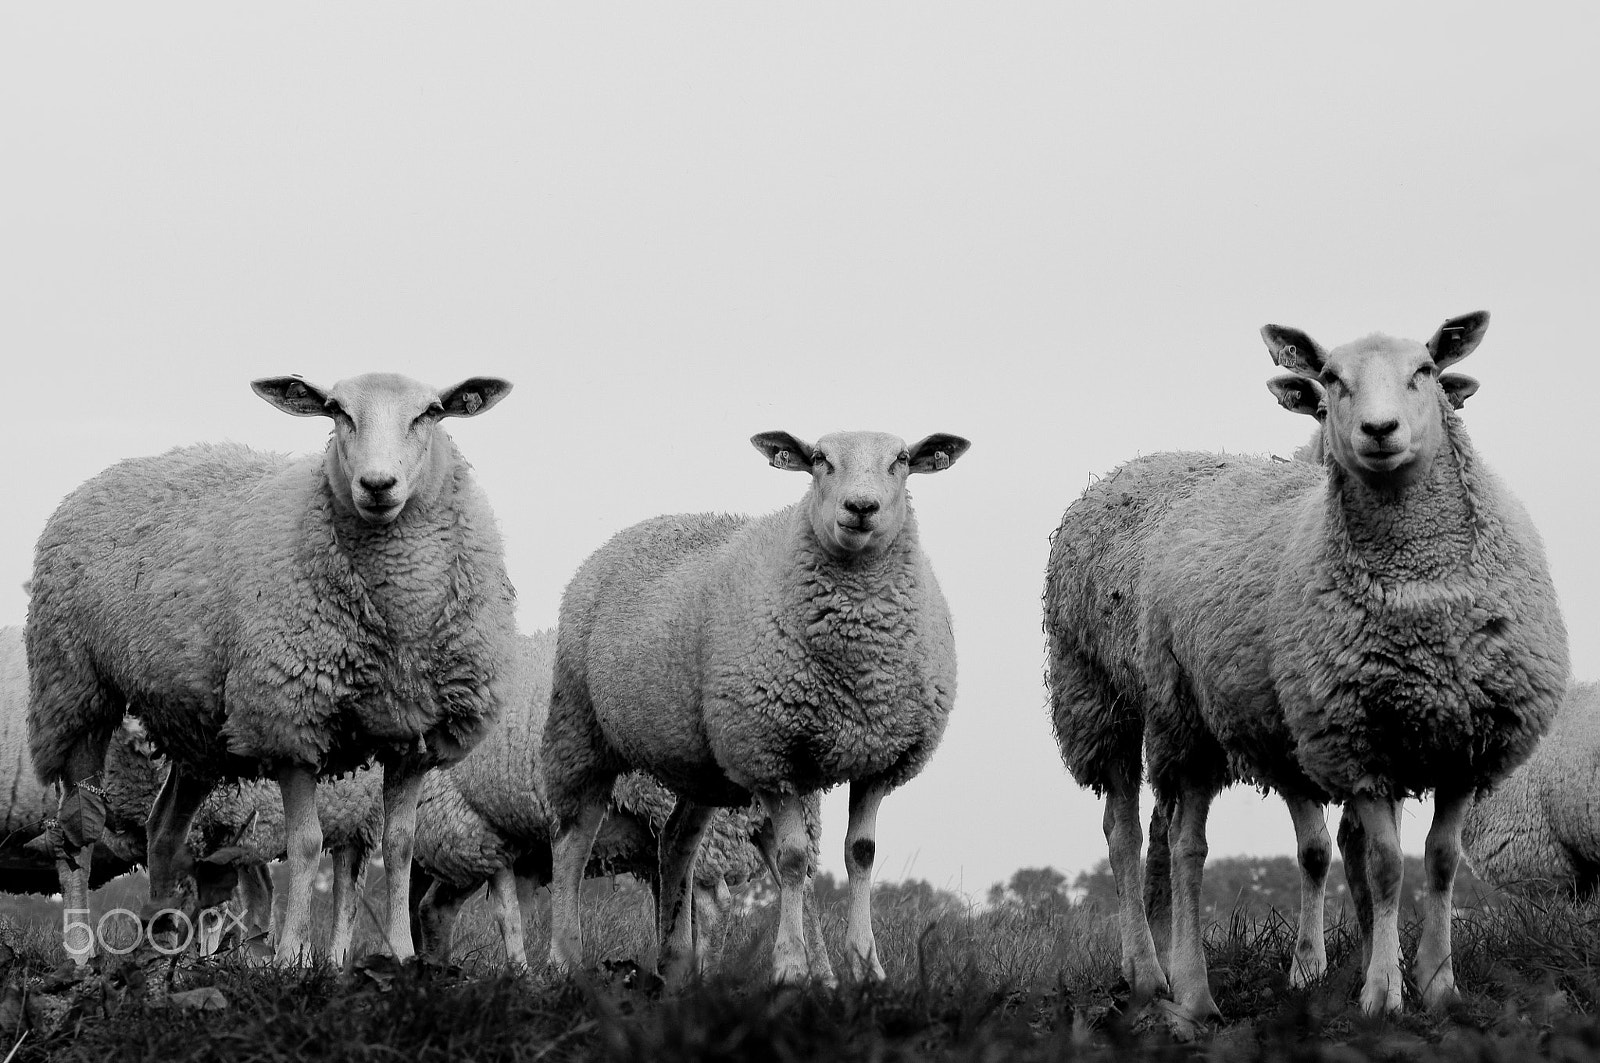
left=1328, top=411, right=1481, bottom=585
left=781, top=504, right=925, bottom=659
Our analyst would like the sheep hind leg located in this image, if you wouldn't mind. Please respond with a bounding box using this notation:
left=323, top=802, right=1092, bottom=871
left=418, top=876, right=480, bottom=966
left=1285, top=794, right=1331, bottom=987
left=144, top=764, right=215, bottom=951
left=1415, top=789, right=1469, bottom=1011
left=489, top=866, right=528, bottom=968
left=1143, top=793, right=1174, bottom=981
left=1349, top=796, right=1405, bottom=1016
left=52, top=734, right=115, bottom=965
left=328, top=840, right=369, bottom=969
left=1167, top=781, right=1222, bottom=1024
left=1106, top=772, right=1168, bottom=1005
left=657, top=798, right=715, bottom=989
left=548, top=795, right=608, bottom=974
left=1336, top=804, right=1373, bottom=970
left=276, top=764, right=324, bottom=964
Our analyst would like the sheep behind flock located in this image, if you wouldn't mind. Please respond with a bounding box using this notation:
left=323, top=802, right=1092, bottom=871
left=1047, top=312, right=1568, bottom=1019
left=26, top=372, right=518, bottom=963
left=1463, top=682, right=1600, bottom=898
left=545, top=429, right=968, bottom=987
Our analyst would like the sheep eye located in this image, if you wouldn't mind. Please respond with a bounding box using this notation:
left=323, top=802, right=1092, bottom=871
left=893, top=452, right=909, bottom=469
left=810, top=452, right=832, bottom=472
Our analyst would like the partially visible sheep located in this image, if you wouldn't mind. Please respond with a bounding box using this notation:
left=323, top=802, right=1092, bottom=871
left=27, top=372, right=518, bottom=964
left=411, top=629, right=825, bottom=975
left=1462, top=683, right=1600, bottom=898
left=1, top=626, right=161, bottom=896
left=1047, top=313, right=1566, bottom=1019
left=546, top=429, right=968, bottom=988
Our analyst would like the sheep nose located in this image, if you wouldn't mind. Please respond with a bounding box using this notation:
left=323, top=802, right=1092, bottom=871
left=1360, top=419, right=1399, bottom=439
left=844, top=499, right=880, bottom=517
left=360, top=474, right=398, bottom=494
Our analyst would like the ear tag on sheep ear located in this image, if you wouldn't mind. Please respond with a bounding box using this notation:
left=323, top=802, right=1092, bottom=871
left=933, top=450, right=950, bottom=471
left=460, top=392, right=483, bottom=415
left=286, top=381, right=307, bottom=400
left=773, top=449, right=795, bottom=470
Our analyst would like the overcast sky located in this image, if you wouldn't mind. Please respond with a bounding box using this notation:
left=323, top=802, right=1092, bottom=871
left=2, top=5, right=1596, bottom=901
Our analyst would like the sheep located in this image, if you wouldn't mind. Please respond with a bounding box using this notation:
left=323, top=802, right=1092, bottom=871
left=1, top=626, right=162, bottom=896
left=410, top=627, right=828, bottom=977
left=1461, top=682, right=1600, bottom=899
left=26, top=372, right=518, bottom=964
left=544, top=428, right=969, bottom=988
left=1046, top=312, right=1568, bottom=1019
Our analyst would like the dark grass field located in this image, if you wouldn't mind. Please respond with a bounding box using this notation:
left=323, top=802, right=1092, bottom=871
left=4, top=870, right=1600, bottom=1062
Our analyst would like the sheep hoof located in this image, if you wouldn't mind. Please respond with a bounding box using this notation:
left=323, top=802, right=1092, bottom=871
left=1360, top=978, right=1403, bottom=1017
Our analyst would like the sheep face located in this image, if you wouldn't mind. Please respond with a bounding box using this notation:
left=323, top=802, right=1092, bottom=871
left=252, top=372, right=512, bottom=525
left=751, top=430, right=970, bottom=560
left=1261, top=312, right=1488, bottom=491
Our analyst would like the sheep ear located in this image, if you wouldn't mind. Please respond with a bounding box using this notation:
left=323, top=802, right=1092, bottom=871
left=751, top=431, right=814, bottom=472
left=1428, top=311, right=1490, bottom=369
left=438, top=377, right=513, bottom=418
left=252, top=376, right=334, bottom=417
left=908, top=433, right=971, bottom=474
left=1267, top=375, right=1325, bottom=419
left=1260, top=325, right=1326, bottom=377
left=1440, top=373, right=1480, bottom=410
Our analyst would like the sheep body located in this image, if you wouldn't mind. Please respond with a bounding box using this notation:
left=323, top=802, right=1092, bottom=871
left=546, top=430, right=966, bottom=987
left=26, top=373, right=517, bottom=963
left=1463, top=682, right=1600, bottom=896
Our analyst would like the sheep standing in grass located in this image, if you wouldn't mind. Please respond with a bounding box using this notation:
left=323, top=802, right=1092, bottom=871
left=26, top=372, right=518, bottom=963
left=1462, top=682, right=1600, bottom=898
left=545, top=429, right=968, bottom=987
left=1047, top=312, right=1567, bottom=1019
left=411, top=627, right=824, bottom=973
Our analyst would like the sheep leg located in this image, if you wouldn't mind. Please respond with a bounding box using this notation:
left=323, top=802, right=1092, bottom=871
left=379, top=760, right=425, bottom=961
left=1167, top=781, right=1221, bottom=1023
left=755, top=815, right=838, bottom=987
left=54, top=736, right=113, bottom=964
left=144, top=763, right=214, bottom=946
left=1335, top=804, right=1373, bottom=969
left=328, top=840, right=369, bottom=969
left=1105, top=772, right=1168, bottom=1004
left=1143, top=793, right=1174, bottom=980
left=1415, top=788, right=1469, bottom=1011
left=276, top=763, right=324, bottom=964
left=1349, top=795, right=1404, bottom=1015
left=548, top=796, right=608, bottom=973
left=489, top=866, right=529, bottom=968
left=657, top=797, right=714, bottom=988
left=757, top=789, right=813, bottom=984
left=417, top=877, right=478, bottom=965
left=1284, top=794, right=1331, bottom=986
left=843, top=780, right=888, bottom=981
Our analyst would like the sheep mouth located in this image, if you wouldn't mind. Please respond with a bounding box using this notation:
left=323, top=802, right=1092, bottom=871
left=836, top=519, right=876, bottom=537
left=356, top=501, right=403, bottom=525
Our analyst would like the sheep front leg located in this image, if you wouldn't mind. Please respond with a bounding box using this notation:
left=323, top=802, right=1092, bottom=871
left=1168, top=781, right=1221, bottom=1023
left=1415, top=788, right=1469, bottom=1011
left=548, top=797, right=607, bottom=973
left=380, top=762, right=425, bottom=960
left=757, top=789, right=813, bottom=984
left=1108, top=774, right=1168, bottom=1004
left=276, top=764, right=324, bottom=963
left=1284, top=794, right=1331, bottom=986
left=1350, top=795, right=1405, bottom=1015
left=843, top=780, right=888, bottom=981
left=657, top=798, right=714, bottom=988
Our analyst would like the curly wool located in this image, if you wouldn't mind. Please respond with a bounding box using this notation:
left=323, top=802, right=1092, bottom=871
left=1462, top=683, right=1600, bottom=896
left=27, top=439, right=518, bottom=783
left=188, top=769, right=383, bottom=869
left=546, top=502, right=956, bottom=816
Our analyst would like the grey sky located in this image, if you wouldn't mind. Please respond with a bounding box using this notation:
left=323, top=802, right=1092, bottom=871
left=3, top=5, right=1595, bottom=900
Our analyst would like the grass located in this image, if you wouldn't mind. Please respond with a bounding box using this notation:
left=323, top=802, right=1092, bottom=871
left=4, top=875, right=1600, bottom=1061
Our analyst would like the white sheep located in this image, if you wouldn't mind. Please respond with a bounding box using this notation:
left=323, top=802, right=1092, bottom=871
left=544, top=429, right=968, bottom=988
left=1461, top=682, right=1600, bottom=898
left=1046, top=312, right=1568, bottom=1019
left=26, top=372, right=518, bottom=964
left=411, top=627, right=827, bottom=975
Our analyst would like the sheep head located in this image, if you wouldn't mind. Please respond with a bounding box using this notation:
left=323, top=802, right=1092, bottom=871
left=1259, top=313, right=1486, bottom=491
left=251, top=372, right=512, bottom=525
left=751, top=429, right=970, bottom=561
